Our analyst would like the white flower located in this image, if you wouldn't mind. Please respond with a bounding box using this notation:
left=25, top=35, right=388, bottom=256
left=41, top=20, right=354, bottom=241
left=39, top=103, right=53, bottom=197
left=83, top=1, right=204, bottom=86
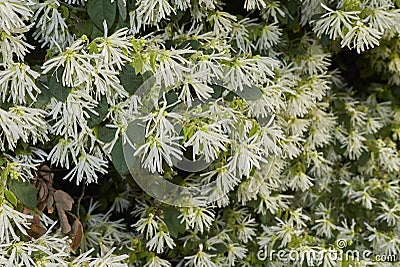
left=33, top=0, right=72, bottom=48
left=311, top=204, right=337, bottom=239
left=179, top=207, right=215, bottom=233
left=244, top=0, right=266, bottom=10
left=286, top=167, right=314, bottom=192
left=88, top=60, right=128, bottom=104
left=134, top=132, right=183, bottom=173
left=198, top=0, right=217, bottom=10
left=0, top=204, right=32, bottom=243
left=63, top=150, right=108, bottom=185
left=262, top=0, right=285, bottom=22
left=0, top=32, right=34, bottom=62
left=88, top=247, right=128, bottom=266
left=228, top=135, right=267, bottom=178
left=0, top=107, right=48, bottom=151
left=42, top=39, right=96, bottom=87
left=48, top=90, right=98, bottom=138
left=0, top=0, right=34, bottom=34
left=376, top=139, right=400, bottom=172
left=341, top=20, right=382, bottom=54
left=350, top=187, right=377, bottom=210
left=230, top=18, right=257, bottom=53
left=179, top=72, right=214, bottom=107
left=300, top=44, right=331, bottom=75
left=0, top=62, right=41, bottom=104
left=110, top=189, right=131, bottom=213
left=139, top=95, right=182, bottom=137
left=207, top=11, right=237, bottom=36
left=155, top=48, right=192, bottom=88
left=184, top=122, right=229, bottom=162
left=62, top=0, right=87, bottom=4
left=135, top=0, right=175, bottom=26
left=97, top=21, right=132, bottom=70
left=336, top=128, right=367, bottom=160
left=144, top=256, right=171, bottom=267
left=133, top=213, right=159, bottom=239
left=184, top=244, right=216, bottom=267
left=376, top=203, right=400, bottom=227
left=236, top=215, right=257, bottom=243
left=146, top=230, right=175, bottom=253
left=194, top=51, right=227, bottom=82
left=47, top=138, right=77, bottom=169
left=224, top=56, right=279, bottom=91
left=0, top=242, right=43, bottom=266
left=256, top=22, right=282, bottom=51
left=312, top=4, right=360, bottom=40
left=269, top=218, right=298, bottom=248
left=226, top=243, right=247, bottom=266
left=202, top=166, right=240, bottom=194
left=363, top=5, right=398, bottom=33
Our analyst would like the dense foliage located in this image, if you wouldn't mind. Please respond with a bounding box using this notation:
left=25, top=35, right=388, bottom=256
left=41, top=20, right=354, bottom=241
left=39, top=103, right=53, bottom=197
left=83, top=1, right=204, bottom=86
left=1, top=0, right=400, bottom=266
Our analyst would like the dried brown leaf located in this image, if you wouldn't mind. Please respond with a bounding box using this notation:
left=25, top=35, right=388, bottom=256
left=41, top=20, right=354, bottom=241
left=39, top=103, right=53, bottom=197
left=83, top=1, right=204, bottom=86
left=27, top=223, right=47, bottom=239
left=47, top=192, right=54, bottom=213
left=37, top=180, right=48, bottom=202
left=38, top=165, right=53, bottom=183
left=56, top=202, right=72, bottom=234
left=54, top=190, right=74, bottom=235
left=70, top=218, right=84, bottom=251
left=27, top=215, right=47, bottom=239
left=53, top=190, right=74, bottom=211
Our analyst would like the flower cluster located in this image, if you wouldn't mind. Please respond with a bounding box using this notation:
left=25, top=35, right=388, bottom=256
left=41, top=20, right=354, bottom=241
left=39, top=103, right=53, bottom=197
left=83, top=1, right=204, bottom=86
left=1, top=0, right=400, bottom=266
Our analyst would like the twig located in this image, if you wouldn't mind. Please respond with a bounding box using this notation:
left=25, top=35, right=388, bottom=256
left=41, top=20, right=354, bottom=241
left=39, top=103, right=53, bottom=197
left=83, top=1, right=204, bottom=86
left=77, top=183, right=85, bottom=218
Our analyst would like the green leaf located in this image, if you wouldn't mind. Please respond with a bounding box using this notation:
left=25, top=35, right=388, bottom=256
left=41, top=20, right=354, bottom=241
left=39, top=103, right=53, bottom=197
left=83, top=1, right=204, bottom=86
left=171, top=10, right=186, bottom=23
left=111, top=137, right=129, bottom=176
left=97, top=126, right=117, bottom=143
left=77, top=20, right=93, bottom=36
left=117, top=0, right=127, bottom=20
left=163, top=207, right=186, bottom=238
left=87, top=97, right=108, bottom=127
left=239, top=85, right=263, bottom=101
left=87, top=0, right=117, bottom=30
left=48, top=69, right=71, bottom=102
left=211, top=84, right=226, bottom=98
left=125, top=120, right=146, bottom=144
left=177, top=40, right=201, bottom=50
left=89, top=42, right=99, bottom=54
left=34, top=80, right=51, bottom=108
left=119, top=65, right=144, bottom=95
left=8, top=179, right=37, bottom=209
left=133, top=56, right=143, bottom=74
left=5, top=189, right=18, bottom=207
left=90, top=24, right=103, bottom=39
left=60, top=5, right=70, bottom=19
left=211, top=243, right=228, bottom=254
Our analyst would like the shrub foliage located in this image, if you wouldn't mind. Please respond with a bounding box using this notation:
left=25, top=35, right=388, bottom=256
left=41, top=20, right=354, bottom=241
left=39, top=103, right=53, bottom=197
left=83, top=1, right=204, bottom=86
left=1, top=0, right=400, bottom=266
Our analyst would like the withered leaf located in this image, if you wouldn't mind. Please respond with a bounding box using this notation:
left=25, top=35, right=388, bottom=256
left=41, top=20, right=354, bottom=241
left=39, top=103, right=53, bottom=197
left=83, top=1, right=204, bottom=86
left=28, top=224, right=47, bottom=239
left=56, top=202, right=72, bottom=234
left=37, top=165, right=54, bottom=183
left=37, top=180, right=48, bottom=202
left=27, top=215, right=47, bottom=239
left=47, top=192, right=54, bottom=214
left=54, top=190, right=74, bottom=235
left=53, top=190, right=74, bottom=210
left=70, top=218, right=84, bottom=251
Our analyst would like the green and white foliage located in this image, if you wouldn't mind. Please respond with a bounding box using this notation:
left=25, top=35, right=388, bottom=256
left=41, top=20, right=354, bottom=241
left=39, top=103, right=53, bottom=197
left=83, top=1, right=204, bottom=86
left=0, top=0, right=400, bottom=266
